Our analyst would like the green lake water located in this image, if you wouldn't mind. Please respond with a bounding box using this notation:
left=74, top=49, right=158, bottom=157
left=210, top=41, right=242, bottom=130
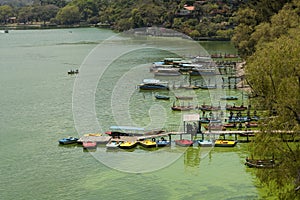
left=0, top=28, right=259, bottom=200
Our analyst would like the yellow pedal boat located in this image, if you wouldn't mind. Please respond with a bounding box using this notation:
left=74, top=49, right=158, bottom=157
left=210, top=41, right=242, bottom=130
left=214, top=139, right=237, bottom=147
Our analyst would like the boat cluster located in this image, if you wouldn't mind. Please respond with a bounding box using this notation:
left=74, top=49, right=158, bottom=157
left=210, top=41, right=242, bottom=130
left=150, top=57, right=218, bottom=77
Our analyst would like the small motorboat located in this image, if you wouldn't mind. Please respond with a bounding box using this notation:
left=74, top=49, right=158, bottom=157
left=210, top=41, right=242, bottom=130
left=214, top=139, right=237, bottom=147
left=155, top=94, right=170, bottom=100
left=119, top=141, right=138, bottom=149
left=139, top=140, right=157, bottom=148
left=175, top=139, right=193, bottom=147
left=58, top=136, right=78, bottom=145
left=198, top=139, right=214, bottom=147
left=82, top=141, right=97, bottom=149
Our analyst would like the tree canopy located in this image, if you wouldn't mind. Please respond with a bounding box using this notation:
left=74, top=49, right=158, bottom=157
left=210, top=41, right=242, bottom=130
left=240, top=0, right=300, bottom=198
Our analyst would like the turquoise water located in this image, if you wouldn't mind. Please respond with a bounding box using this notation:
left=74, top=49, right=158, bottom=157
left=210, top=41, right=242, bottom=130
left=0, top=28, right=258, bottom=199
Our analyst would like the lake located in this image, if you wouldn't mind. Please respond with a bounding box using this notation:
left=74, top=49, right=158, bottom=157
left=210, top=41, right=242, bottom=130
left=0, top=28, right=258, bottom=200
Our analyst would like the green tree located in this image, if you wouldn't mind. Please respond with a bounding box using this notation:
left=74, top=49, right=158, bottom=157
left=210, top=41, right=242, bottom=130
left=56, top=5, right=80, bottom=25
left=0, top=5, right=13, bottom=24
left=246, top=29, right=300, bottom=199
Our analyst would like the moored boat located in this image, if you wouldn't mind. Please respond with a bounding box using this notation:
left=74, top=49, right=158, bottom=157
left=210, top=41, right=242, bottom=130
left=226, top=104, right=247, bottom=111
left=156, top=139, right=170, bottom=147
left=153, top=68, right=181, bottom=76
left=245, top=157, right=277, bottom=168
left=58, top=136, right=79, bottom=145
left=198, top=139, right=214, bottom=147
left=199, top=84, right=217, bottom=89
left=176, top=96, right=194, bottom=100
left=155, top=94, right=170, bottom=100
left=139, top=79, right=169, bottom=90
left=175, top=139, right=193, bottom=147
left=198, top=104, right=221, bottom=111
left=119, top=141, right=138, bottom=149
left=171, top=105, right=194, bottom=111
left=106, top=139, right=123, bottom=149
left=214, top=139, right=237, bottom=147
left=82, top=141, right=97, bottom=149
left=139, top=140, right=157, bottom=148
left=220, top=96, right=238, bottom=100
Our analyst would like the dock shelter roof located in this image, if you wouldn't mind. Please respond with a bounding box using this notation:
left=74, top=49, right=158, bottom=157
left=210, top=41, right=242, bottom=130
left=183, top=114, right=200, bottom=122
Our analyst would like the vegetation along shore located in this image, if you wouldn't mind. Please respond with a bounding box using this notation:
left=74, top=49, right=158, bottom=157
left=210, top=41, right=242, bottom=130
left=1, top=0, right=299, bottom=199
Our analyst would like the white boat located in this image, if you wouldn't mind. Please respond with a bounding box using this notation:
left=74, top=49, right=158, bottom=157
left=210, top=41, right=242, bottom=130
left=198, top=139, right=214, bottom=147
left=154, top=68, right=181, bottom=76
left=106, top=139, right=123, bottom=149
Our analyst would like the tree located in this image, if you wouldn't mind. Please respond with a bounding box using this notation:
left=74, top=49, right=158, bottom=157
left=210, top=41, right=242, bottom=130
left=33, top=5, right=59, bottom=24
left=56, top=5, right=80, bottom=25
left=246, top=29, right=300, bottom=199
left=0, top=5, right=13, bottom=24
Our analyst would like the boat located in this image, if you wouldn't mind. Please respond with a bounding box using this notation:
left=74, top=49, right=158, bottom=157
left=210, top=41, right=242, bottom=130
left=177, top=85, right=200, bottom=90
left=226, top=104, right=247, bottom=111
left=106, top=139, right=123, bottom=149
left=220, top=96, right=238, bottom=100
left=228, top=116, right=251, bottom=123
left=106, top=126, right=145, bottom=137
left=214, top=139, right=237, bottom=147
left=245, top=122, right=258, bottom=128
left=171, top=105, right=194, bottom=111
left=119, top=141, right=138, bottom=149
left=155, top=94, right=170, bottom=100
left=176, top=96, right=194, bottom=100
left=223, top=123, right=236, bottom=128
left=198, top=104, right=221, bottom=111
left=82, top=141, right=97, bottom=149
left=139, top=139, right=157, bottom=148
left=199, top=84, right=217, bottom=89
left=245, top=157, right=277, bottom=168
left=139, top=79, right=169, bottom=90
left=67, top=69, right=79, bottom=75
left=175, top=139, right=193, bottom=147
left=156, top=138, right=170, bottom=147
left=198, top=139, right=214, bottom=147
left=84, top=133, right=102, bottom=137
left=188, top=67, right=217, bottom=76
left=153, top=68, right=181, bottom=76
left=58, top=136, right=79, bottom=145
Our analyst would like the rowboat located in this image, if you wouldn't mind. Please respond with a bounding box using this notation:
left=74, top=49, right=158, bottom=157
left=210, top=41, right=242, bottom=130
left=175, top=139, right=193, bottom=147
left=82, top=141, right=97, bottom=149
left=226, top=104, right=247, bottom=111
left=220, top=96, right=238, bottom=100
left=58, top=136, right=78, bottom=145
left=175, top=96, right=194, bottom=100
left=245, top=157, right=277, bottom=168
left=171, top=105, right=194, bottom=111
left=198, top=104, right=221, bottom=111
left=119, top=141, right=138, bottom=149
left=155, top=94, right=170, bottom=100
left=214, top=139, right=237, bottom=147
left=197, top=139, right=214, bottom=147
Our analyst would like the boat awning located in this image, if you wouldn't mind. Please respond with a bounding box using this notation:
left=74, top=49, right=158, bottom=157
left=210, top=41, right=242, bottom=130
left=109, top=126, right=145, bottom=132
left=183, top=114, right=200, bottom=122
